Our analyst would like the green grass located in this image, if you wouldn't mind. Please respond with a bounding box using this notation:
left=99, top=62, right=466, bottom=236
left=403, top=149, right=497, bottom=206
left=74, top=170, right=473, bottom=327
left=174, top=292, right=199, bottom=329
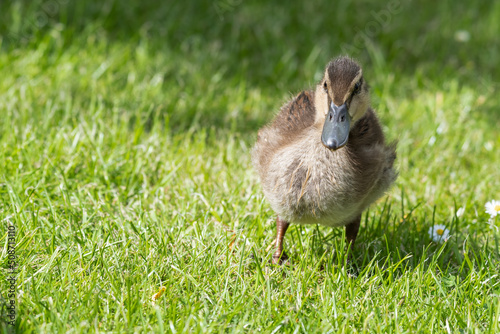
left=1, top=0, right=500, bottom=332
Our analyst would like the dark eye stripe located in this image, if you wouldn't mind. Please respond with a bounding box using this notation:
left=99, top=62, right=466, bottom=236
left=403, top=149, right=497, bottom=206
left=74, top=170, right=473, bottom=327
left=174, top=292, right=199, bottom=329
left=353, top=79, right=362, bottom=94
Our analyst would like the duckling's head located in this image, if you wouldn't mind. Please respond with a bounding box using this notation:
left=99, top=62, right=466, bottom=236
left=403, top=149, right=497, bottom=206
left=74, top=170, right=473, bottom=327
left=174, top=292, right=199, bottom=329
left=314, top=56, right=370, bottom=150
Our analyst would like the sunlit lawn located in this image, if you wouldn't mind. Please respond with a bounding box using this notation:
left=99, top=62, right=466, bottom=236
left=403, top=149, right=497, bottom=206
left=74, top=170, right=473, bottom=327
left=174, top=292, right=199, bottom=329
left=0, top=0, right=499, bottom=333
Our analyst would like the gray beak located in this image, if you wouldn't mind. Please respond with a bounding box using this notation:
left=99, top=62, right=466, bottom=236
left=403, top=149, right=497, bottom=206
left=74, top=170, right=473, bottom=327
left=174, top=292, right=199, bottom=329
left=321, top=102, right=350, bottom=150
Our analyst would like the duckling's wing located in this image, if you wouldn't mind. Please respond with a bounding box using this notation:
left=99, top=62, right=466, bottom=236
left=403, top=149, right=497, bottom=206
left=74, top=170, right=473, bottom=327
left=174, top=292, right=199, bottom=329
left=271, top=90, right=316, bottom=136
left=253, top=90, right=316, bottom=175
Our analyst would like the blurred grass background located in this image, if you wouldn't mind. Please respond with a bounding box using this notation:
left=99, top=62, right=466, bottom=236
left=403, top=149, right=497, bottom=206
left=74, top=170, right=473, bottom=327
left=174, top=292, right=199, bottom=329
left=0, top=0, right=499, bottom=332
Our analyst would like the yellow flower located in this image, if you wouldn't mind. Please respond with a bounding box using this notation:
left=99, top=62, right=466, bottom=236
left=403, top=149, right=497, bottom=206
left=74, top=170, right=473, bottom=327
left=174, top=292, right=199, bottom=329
left=152, top=286, right=166, bottom=302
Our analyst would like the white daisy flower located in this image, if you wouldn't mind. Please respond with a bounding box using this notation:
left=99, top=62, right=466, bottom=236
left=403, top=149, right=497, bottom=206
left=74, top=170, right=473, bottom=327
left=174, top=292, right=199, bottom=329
left=485, top=200, right=500, bottom=218
left=428, top=224, right=450, bottom=242
left=454, top=30, right=470, bottom=43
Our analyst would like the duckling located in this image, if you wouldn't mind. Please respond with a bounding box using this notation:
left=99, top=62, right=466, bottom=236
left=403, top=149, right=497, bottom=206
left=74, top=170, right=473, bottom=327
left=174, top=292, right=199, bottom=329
left=252, top=56, right=397, bottom=264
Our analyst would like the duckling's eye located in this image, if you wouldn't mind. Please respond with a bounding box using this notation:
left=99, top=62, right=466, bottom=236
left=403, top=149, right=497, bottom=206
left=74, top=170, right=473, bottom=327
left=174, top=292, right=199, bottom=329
left=353, top=81, right=362, bottom=95
left=323, top=82, right=327, bottom=92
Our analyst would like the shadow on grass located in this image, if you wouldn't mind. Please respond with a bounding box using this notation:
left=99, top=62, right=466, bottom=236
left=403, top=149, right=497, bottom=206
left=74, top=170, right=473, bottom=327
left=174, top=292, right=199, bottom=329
left=5, top=1, right=497, bottom=77
left=274, top=195, right=500, bottom=278
left=2, top=0, right=499, bottom=134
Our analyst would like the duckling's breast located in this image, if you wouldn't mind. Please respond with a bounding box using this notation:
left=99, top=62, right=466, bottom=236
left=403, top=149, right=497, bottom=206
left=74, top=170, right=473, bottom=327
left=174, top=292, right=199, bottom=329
left=258, top=129, right=390, bottom=227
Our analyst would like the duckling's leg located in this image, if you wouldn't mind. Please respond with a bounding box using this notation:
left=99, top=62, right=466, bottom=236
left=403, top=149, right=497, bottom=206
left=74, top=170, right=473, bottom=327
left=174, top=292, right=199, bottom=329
left=272, top=216, right=289, bottom=264
left=345, top=214, right=361, bottom=250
